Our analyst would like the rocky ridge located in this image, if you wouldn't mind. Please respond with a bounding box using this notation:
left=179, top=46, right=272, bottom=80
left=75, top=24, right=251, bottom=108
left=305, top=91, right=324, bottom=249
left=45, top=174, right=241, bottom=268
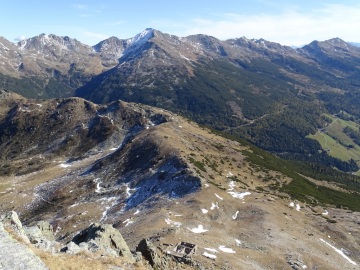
left=0, top=93, right=359, bottom=269
left=0, top=211, right=155, bottom=269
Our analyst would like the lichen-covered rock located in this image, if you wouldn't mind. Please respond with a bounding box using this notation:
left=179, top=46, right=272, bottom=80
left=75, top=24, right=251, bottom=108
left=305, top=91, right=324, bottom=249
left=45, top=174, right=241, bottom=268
left=69, top=223, right=134, bottom=260
left=0, top=211, right=30, bottom=243
left=36, top=221, right=55, bottom=241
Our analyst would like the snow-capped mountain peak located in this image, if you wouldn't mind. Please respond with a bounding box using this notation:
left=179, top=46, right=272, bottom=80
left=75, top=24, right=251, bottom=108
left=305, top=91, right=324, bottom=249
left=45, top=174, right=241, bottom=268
left=126, top=28, right=155, bottom=47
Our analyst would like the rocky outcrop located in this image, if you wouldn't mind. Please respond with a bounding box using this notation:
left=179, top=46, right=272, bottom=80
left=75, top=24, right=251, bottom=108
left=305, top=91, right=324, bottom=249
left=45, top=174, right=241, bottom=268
left=0, top=211, right=139, bottom=269
left=0, top=220, right=48, bottom=270
left=0, top=211, right=30, bottom=244
left=24, top=221, right=56, bottom=252
left=63, top=223, right=134, bottom=261
left=136, top=238, right=169, bottom=269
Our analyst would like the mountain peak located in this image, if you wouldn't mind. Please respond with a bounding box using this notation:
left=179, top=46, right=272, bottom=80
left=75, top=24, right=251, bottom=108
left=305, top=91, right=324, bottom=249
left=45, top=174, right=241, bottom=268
left=126, top=28, right=155, bottom=47
left=16, top=33, right=93, bottom=55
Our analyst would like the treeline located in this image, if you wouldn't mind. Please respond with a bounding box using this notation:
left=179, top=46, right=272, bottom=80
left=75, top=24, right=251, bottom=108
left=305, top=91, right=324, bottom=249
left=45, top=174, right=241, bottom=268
left=343, top=126, right=360, bottom=146
left=234, top=100, right=324, bottom=154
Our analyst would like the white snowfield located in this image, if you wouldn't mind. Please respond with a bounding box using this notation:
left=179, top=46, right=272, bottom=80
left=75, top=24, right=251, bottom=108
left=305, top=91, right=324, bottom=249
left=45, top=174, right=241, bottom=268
left=320, top=238, right=357, bottom=266
left=188, top=224, right=208, bottom=233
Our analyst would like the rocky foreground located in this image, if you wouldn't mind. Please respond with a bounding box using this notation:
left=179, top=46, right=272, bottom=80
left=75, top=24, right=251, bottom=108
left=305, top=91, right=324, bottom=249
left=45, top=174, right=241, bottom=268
left=0, top=211, right=196, bottom=270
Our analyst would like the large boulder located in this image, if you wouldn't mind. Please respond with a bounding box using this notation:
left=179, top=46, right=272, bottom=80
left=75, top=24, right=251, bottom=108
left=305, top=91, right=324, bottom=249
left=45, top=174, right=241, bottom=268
left=136, top=238, right=169, bottom=269
left=0, top=211, right=30, bottom=243
left=64, top=223, right=134, bottom=261
left=0, top=222, right=49, bottom=270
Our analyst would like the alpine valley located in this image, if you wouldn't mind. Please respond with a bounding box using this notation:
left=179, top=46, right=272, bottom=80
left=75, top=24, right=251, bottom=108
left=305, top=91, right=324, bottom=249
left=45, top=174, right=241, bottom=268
left=0, top=29, right=360, bottom=269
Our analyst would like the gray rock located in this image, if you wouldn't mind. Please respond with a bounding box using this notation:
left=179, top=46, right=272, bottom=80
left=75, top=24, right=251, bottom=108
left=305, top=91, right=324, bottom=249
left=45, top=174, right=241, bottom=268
left=0, top=222, right=48, bottom=270
left=136, top=238, right=169, bottom=269
left=63, top=241, right=83, bottom=254
left=0, top=211, right=30, bottom=244
left=70, top=223, right=134, bottom=260
left=24, top=221, right=56, bottom=252
left=286, top=254, right=305, bottom=270
left=36, top=221, right=55, bottom=241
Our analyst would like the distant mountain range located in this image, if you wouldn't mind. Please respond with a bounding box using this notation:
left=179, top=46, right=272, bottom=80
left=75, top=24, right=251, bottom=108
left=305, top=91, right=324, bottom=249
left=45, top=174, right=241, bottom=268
left=350, top=42, right=360, bottom=47
left=2, top=29, right=360, bottom=172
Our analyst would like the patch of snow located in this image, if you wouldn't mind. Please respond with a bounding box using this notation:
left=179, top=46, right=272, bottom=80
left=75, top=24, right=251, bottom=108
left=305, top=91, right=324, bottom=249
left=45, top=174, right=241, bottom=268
left=226, top=172, right=234, bottom=177
left=179, top=53, right=191, bottom=61
left=215, top=193, right=223, bottom=200
left=289, top=202, right=295, bottom=207
left=93, top=178, right=102, bottom=193
left=58, top=163, right=71, bottom=168
left=320, top=238, right=357, bottom=265
left=165, top=218, right=182, bottom=228
left=228, top=181, right=236, bottom=191
left=69, top=203, right=79, bottom=209
left=134, top=209, right=140, bottom=215
left=302, top=265, right=307, bottom=269
left=235, top=239, right=241, bottom=246
left=201, top=209, right=208, bottom=214
left=232, top=211, right=239, bottom=220
left=125, top=184, right=136, bottom=198
left=296, top=204, right=301, bottom=211
left=210, top=202, right=219, bottom=210
left=95, top=182, right=101, bottom=193
left=203, top=252, right=217, bottom=259
left=204, top=248, right=218, bottom=253
left=227, top=191, right=251, bottom=199
left=101, top=207, right=110, bottom=222
left=218, top=245, right=236, bottom=253
left=123, top=218, right=134, bottom=227
left=188, top=224, right=208, bottom=233
left=204, top=183, right=209, bottom=188
left=174, top=214, right=182, bottom=217
left=110, top=147, right=117, bottom=151
left=322, top=210, right=329, bottom=216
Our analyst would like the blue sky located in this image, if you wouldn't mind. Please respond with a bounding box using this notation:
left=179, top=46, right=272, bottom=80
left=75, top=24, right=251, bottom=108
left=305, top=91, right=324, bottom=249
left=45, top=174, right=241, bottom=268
left=1, top=0, right=360, bottom=46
